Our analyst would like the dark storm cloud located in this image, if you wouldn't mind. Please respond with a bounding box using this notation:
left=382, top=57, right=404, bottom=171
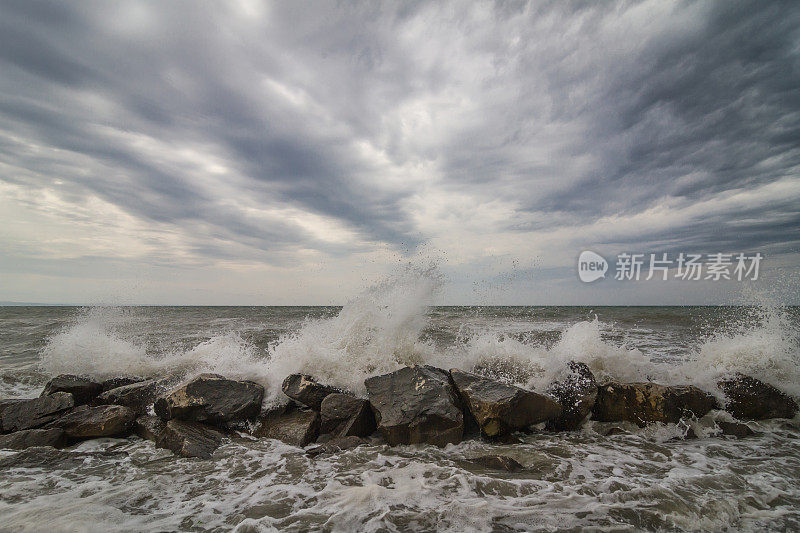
left=0, top=0, right=798, bottom=274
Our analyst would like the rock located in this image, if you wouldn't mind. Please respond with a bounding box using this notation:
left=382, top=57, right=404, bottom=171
left=94, top=379, right=166, bottom=414
left=717, top=420, right=757, bottom=437
left=48, top=404, right=136, bottom=439
left=0, top=447, right=128, bottom=470
left=546, top=362, right=598, bottom=431
left=592, top=382, right=717, bottom=427
left=468, top=455, right=524, bottom=472
left=365, top=366, right=464, bottom=447
left=41, top=375, right=102, bottom=405
left=154, top=374, right=264, bottom=427
left=254, top=404, right=320, bottom=447
left=101, top=377, right=146, bottom=391
left=1, top=393, right=75, bottom=432
left=0, top=428, right=65, bottom=450
left=604, top=427, right=628, bottom=436
left=450, top=369, right=561, bottom=438
left=133, top=416, right=223, bottom=459
left=306, top=435, right=368, bottom=457
left=0, top=399, right=24, bottom=417
left=717, top=374, right=798, bottom=420
left=319, top=393, right=376, bottom=438
left=282, top=374, right=343, bottom=410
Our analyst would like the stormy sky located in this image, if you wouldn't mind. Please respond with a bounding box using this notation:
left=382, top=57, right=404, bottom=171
left=1, top=0, right=798, bottom=305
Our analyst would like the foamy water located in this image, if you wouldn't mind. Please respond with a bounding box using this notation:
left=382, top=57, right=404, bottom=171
left=1, top=268, right=799, bottom=531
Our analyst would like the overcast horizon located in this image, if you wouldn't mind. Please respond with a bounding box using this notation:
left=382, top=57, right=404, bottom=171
left=1, top=0, right=799, bottom=306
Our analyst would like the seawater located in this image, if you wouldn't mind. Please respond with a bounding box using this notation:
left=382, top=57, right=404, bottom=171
left=1, top=268, right=799, bottom=531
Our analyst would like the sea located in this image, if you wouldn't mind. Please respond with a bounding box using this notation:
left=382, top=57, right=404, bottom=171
left=1, top=268, right=799, bottom=532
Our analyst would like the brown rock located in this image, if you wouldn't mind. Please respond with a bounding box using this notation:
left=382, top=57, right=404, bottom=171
left=282, top=374, right=343, bottom=410
left=717, top=420, right=757, bottom=437
left=154, top=374, right=264, bottom=427
left=48, top=404, right=136, bottom=439
left=546, top=361, right=598, bottom=431
left=0, top=428, right=65, bottom=449
left=1, top=393, right=75, bottom=432
left=134, top=415, right=224, bottom=459
left=320, top=393, right=376, bottom=438
left=592, top=382, right=717, bottom=427
left=41, top=375, right=102, bottom=405
left=717, top=374, right=798, bottom=420
left=254, top=404, right=320, bottom=447
left=94, top=379, right=166, bottom=414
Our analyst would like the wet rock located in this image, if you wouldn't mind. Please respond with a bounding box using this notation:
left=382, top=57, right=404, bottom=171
left=254, top=404, right=320, bottom=447
left=0, top=428, right=65, bottom=450
left=95, top=379, right=166, bottom=414
left=717, top=374, right=798, bottom=420
left=306, top=435, right=368, bottom=457
left=319, top=393, right=376, bottom=438
left=48, top=404, right=136, bottom=439
left=468, top=455, right=524, bottom=472
left=154, top=374, right=264, bottom=427
left=592, top=382, right=717, bottom=427
left=41, top=375, right=102, bottom=405
left=0, top=399, right=24, bottom=417
left=1, top=392, right=75, bottom=432
left=282, top=374, right=343, bottom=410
left=101, top=377, right=146, bottom=392
left=450, top=369, right=561, bottom=438
left=604, top=426, right=628, bottom=436
left=133, top=415, right=223, bottom=459
left=366, top=366, right=464, bottom=447
left=546, top=362, right=598, bottom=431
left=717, top=420, right=757, bottom=437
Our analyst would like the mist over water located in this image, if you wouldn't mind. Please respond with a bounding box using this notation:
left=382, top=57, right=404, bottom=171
left=2, top=265, right=800, bottom=531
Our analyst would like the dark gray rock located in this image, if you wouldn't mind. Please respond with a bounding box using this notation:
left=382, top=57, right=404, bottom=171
left=717, top=374, right=798, bottom=420
left=94, top=379, right=166, bottom=414
left=154, top=374, right=264, bottom=426
left=365, top=366, right=464, bottom=447
left=282, top=374, right=343, bottom=410
left=320, top=393, right=376, bottom=438
left=592, top=382, right=717, bottom=427
left=0, top=428, right=65, bottom=449
left=101, top=377, right=146, bottom=392
left=41, top=375, right=102, bottom=405
left=717, top=420, right=757, bottom=437
left=546, top=362, right=598, bottom=431
left=468, top=455, right=524, bottom=472
left=254, top=404, right=320, bottom=447
left=306, top=435, right=368, bottom=457
left=1, top=392, right=75, bottom=432
left=133, top=415, right=223, bottom=459
left=48, top=404, right=136, bottom=439
left=450, top=369, right=561, bottom=438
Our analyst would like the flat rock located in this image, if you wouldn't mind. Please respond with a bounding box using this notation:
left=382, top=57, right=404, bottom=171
left=717, top=374, right=798, bottom=420
left=48, top=404, right=136, bottom=439
left=468, top=455, right=524, bottom=472
left=306, top=435, right=368, bottom=457
left=135, top=415, right=224, bottom=459
left=0, top=428, right=65, bottom=450
left=320, top=393, right=376, bottom=438
left=94, top=379, right=166, bottom=414
left=154, top=374, right=264, bottom=427
left=450, top=369, right=561, bottom=438
left=254, top=404, right=320, bottom=447
left=546, top=361, right=598, bottom=431
left=717, top=420, right=757, bottom=437
left=592, top=382, right=717, bottom=427
left=1, top=392, right=75, bottom=432
left=41, top=375, right=102, bottom=405
left=365, top=366, right=464, bottom=447
left=282, top=374, right=343, bottom=410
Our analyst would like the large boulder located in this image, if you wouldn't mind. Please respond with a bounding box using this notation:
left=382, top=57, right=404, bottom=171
left=450, top=369, right=561, bottom=438
left=41, top=375, right=102, bottom=405
left=365, top=366, right=464, bottom=447
left=282, top=374, right=343, bottom=410
left=254, top=404, right=320, bottom=447
left=94, top=379, right=166, bottom=414
left=154, top=374, right=264, bottom=426
left=101, top=377, right=146, bottom=392
left=1, top=393, right=75, bottom=432
left=319, top=393, right=376, bottom=438
left=0, top=428, right=65, bottom=450
left=48, top=404, right=136, bottom=439
left=134, top=415, right=224, bottom=459
left=546, top=362, right=598, bottom=431
left=592, top=382, right=717, bottom=427
left=717, top=374, right=798, bottom=420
